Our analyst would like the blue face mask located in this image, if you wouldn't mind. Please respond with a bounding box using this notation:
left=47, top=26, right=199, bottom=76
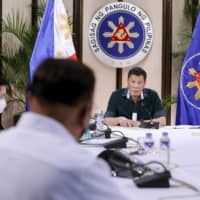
left=0, top=99, right=6, bottom=113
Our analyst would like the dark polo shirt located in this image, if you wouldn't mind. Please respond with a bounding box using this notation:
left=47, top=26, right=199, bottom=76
left=104, top=88, right=165, bottom=121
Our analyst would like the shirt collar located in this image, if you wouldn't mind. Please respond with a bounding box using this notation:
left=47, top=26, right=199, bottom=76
left=126, top=89, right=144, bottom=100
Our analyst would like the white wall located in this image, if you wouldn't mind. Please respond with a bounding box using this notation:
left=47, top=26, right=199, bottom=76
left=2, top=0, right=31, bottom=22
left=83, top=0, right=117, bottom=113
left=82, top=0, right=163, bottom=115
left=2, top=0, right=32, bottom=52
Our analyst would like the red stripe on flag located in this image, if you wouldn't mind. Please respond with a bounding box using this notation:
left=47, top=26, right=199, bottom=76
left=69, top=54, right=78, bottom=61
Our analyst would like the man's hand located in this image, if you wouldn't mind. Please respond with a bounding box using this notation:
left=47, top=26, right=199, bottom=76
left=117, top=117, right=140, bottom=127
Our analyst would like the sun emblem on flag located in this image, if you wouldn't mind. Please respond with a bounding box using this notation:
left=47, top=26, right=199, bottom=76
left=180, top=53, right=200, bottom=110
left=103, top=16, right=139, bottom=54
left=56, top=13, right=72, bottom=57
left=186, top=67, right=200, bottom=100
left=59, top=14, right=71, bottom=40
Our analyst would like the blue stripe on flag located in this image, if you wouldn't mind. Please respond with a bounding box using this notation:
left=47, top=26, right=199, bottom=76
left=29, top=0, right=55, bottom=82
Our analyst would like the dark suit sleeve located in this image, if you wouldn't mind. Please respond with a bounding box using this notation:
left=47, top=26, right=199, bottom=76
left=152, top=92, right=165, bottom=118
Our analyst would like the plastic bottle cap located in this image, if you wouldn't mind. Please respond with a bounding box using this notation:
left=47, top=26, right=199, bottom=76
left=162, top=132, right=168, bottom=137
left=146, top=132, right=152, bottom=138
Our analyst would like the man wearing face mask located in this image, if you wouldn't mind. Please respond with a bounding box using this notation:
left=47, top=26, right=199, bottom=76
left=0, top=58, right=127, bottom=200
left=104, top=66, right=166, bottom=127
left=0, top=78, right=7, bottom=129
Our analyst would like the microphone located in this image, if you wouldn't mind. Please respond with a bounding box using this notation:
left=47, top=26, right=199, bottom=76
left=98, top=149, right=132, bottom=165
left=92, top=125, right=112, bottom=139
left=139, top=102, right=159, bottom=129
left=90, top=112, right=112, bottom=138
left=89, top=120, right=111, bottom=139
left=88, top=122, right=96, bottom=131
left=103, top=137, right=128, bottom=149
left=98, top=149, right=137, bottom=178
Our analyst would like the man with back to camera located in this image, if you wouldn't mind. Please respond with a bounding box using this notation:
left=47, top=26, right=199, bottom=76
left=0, top=58, right=127, bottom=200
left=104, top=66, right=166, bottom=127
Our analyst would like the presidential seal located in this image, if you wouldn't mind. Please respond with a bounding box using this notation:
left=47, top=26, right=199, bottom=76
left=180, top=53, right=200, bottom=111
left=88, top=2, right=153, bottom=68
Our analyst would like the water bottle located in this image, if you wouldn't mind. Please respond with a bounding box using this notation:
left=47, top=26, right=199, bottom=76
left=160, top=132, right=170, bottom=150
left=159, top=132, right=170, bottom=167
left=95, top=111, right=105, bottom=137
left=144, top=132, right=154, bottom=153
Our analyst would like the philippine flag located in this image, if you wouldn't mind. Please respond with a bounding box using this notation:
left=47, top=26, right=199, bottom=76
left=29, top=0, right=77, bottom=82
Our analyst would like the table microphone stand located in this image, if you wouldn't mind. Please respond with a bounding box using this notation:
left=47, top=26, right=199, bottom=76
left=139, top=120, right=159, bottom=129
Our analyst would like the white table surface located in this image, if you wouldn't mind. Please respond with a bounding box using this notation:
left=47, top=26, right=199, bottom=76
left=82, top=126, right=200, bottom=200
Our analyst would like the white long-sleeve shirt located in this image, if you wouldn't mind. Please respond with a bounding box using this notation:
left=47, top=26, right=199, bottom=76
left=0, top=112, right=127, bottom=200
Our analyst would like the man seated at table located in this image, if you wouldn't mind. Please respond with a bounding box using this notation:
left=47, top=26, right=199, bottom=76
left=0, top=58, right=127, bottom=200
left=104, top=66, right=166, bottom=127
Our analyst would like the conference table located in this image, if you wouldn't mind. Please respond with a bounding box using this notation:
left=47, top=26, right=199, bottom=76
left=82, top=125, right=200, bottom=200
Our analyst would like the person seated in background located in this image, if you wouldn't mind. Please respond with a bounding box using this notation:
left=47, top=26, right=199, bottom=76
left=0, top=58, right=127, bottom=200
left=104, top=66, right=166, bottom=127
left=0, top=77, right=7, bottom=129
